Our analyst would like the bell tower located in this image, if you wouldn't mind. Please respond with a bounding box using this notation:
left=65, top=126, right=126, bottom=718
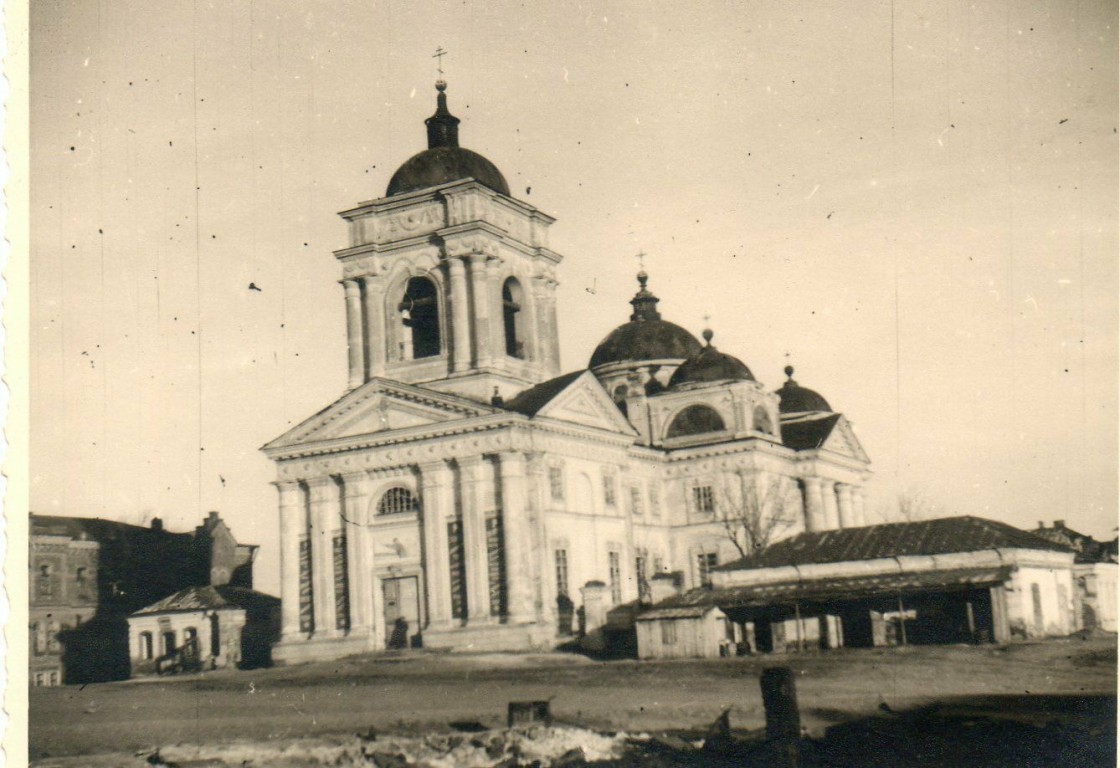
left=332, top=81, right=564, bottom=402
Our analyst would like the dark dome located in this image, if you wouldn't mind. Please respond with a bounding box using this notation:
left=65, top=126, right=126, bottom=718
left=775, top=366, right=831, bottom=413
left=387, top=146, right=510, bottom=197
left=385, top=81, right=510, bottom=198
left=590, top=319, right=702, bottom=368
left=589, top=271, right=703, bottom=368
left=669, top=331, right=755, bottom=388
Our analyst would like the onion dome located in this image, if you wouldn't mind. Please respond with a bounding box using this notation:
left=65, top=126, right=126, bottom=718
left=589, top=271, right=703, bottom=368
left=668, top=328, right=755, bottom=388
left=386, top=81, right=510, bottom=197
left=775, top=365, right=832, bottom=413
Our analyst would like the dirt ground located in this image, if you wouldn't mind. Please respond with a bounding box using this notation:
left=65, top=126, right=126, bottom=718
left=29, top=635, right=1116, bottom=766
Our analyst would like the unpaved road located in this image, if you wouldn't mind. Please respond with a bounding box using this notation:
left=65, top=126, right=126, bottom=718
left=29, top=636, right=1116, bottom=763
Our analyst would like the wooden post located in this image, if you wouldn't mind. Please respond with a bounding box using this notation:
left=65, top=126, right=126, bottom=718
left=760, top=666, right=800, bottom=767
left=897, top=593, right=907, bottom=646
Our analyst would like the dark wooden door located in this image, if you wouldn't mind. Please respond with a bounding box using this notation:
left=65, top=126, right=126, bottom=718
left=383, top=576, right=420, bottom=648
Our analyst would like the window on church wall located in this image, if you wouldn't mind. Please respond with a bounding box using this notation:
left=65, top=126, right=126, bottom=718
left=608, top=551, right=622, bottom=604
left=666, top=404, right=726, bottom=439
left=378, top=487, right=418, bottom=516
left=697, top=551, right=719, bottom=587
left=298, top=537, right=314, bottom=634
left=548, top=466, right=565, bottom=502
left=629, top=486, right=644, bottom=517
left=398, top=276, right=441, bottom=360
left=554, top=549, right=569, bottom=598
left=139, top=631, right=153, bottom=660
left=502, top=278, right=526, bottom=359
left=333, top=534, right=350, bottom=631
left=635, top=552, right=651, bottom=602
left=602, top=470, right=617, bottom=508
left=448, top=520, right=467, bottom=620
left=649, top=483, right=661, bottom=519
left=752, top=405, right=774, bottom=435
left=485, top=515, right=507, bottom=616
left=692, top=485, right=716, bottom=516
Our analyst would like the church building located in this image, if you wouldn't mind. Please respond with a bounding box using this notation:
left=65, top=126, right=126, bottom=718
left=262, top=80, right=872, bottom=662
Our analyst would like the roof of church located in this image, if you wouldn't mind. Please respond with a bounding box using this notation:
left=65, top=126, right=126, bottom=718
left=668, top=329, right=755, bottom=387
left=775, top=366, right=832, bottom=413
left=386, top=81, right=510, bottom=197
left=503, top=370, right=585, bottom=416
left=133, top=585, right=278, bottom=616
left=590, top=272, right=703, bottom=369
left=716, top=516, right=1073, bottom=572
left=779, top=412, right=841, bottom=451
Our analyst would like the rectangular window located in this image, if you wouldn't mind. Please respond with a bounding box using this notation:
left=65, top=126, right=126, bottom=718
left=636, top=554, right=651, bottom=602
left=649, top=483, right=660, bottom=519
left=37, top=574, right=53, bottom=598
left=486, top=515, right=507, bottom=616
left=30, top=623, right=41, bottom=656
left=661, top=619, right=677, bottom=645
left=630, top=486, right=644, bottom=517
left=692, top=485, right=715, bottom=515
left=609, top=551, right=622, bottom=604
left=602, top=471, right=617, bottom=507
left=34, top=673, right=44, bottom=687
left=448, top=520, right=467, bottom=620
left=49, top=671, right=59, bottom=686
left=332, top=534, right=350, bottom=631
left=549, top=466, right=565, bottom=501
left=697, top=552, right=719, bottom=587
left=298, top=538, right=314, bottom=633
left=555, top=549, right=569, bottom=598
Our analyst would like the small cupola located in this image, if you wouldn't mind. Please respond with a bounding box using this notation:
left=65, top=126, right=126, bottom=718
left=668, top=327, right=755, bottom=388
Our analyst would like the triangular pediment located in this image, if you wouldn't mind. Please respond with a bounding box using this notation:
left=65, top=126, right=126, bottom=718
left=534, top=371, right=637, bottom=435
left=821, top=416, right=870, bottom=463
left=263, top=379, right=496, bottom=451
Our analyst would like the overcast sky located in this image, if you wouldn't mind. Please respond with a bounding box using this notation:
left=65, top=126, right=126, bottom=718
left=30, top=0, right=1117, bottom=595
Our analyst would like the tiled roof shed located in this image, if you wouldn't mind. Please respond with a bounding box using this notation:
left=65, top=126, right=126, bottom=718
left=717, top=516, right=1073, bottom=572
left=133, top=585, right=278, bottom=616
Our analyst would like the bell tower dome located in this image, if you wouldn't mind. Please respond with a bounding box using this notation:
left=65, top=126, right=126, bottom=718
left=331, top=80, right=564, bottom=402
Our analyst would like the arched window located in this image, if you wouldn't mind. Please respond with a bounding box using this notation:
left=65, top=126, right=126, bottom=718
left=139, top=631, right=153, bottom=660
left=666, top=404, right=726, bottom=438
left=378, top=487, right=418, bottom=516
left=752, top=405, right=773, bottom=434
left=398, top=277, right=441, bottom=359
left=502, top=278, right=525, bottom=359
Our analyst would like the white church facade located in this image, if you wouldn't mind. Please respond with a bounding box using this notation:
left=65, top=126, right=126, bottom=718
left=263, top=81, right=872, bottom=662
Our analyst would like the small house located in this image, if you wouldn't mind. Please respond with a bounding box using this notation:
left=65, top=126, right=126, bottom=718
left=635, top=605, right=728, bottom=660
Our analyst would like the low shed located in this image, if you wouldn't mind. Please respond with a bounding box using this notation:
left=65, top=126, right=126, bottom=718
left=635, top=605, right=728, bottom=660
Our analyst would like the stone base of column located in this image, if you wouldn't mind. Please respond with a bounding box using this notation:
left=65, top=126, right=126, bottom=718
left=420, top=621, right=553, bottom=653
left=271, top=633, right=374, bottom=665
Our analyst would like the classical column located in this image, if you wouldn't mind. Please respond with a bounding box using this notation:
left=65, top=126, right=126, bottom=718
left=468, top=253, right=493, bottom=369
left=448, top=256, right=472, bottom=372
left=543, top=278, right=561, bottom=374
left=306, top=477, right=339, bottom=637
left=419, top=461, right=454, bottom=626
left=802, top=478, right=826, bottom=533
left=836, top=484, right=855, bottom=529
left=852, top=487, right=867, bottom=527
left=274, top=480, right=305, bottom=641
left=341, top=471, right=372, bottom=639
left=361, top=276, right=386, bottom=378
left=498, top=452, right=534, bottom=623
left=822, top=481, right=840, bottom=530
left=525, top=452, right=549, bottom=621
left=458, top=456, right=491, bottom=620
left=487, top=258, right=505, bottom=362
left=342, top=279, right=364, bottom=389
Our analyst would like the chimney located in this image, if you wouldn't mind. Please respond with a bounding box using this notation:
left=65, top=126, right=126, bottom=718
left=491, top=387, right=504, bottom=408
left=1055, top=519, right=1065, bottom=529
left=1038, top=521, right=1045, bottom=530
left=151, top=518, right=163, bottom=531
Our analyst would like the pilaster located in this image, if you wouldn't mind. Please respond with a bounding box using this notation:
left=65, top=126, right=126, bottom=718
left=458, top=456, right=491, bottom=620
left=340, top=471, right=373, bottom=641
left=361, top=276, right=387, bottom=378
left=498, top=452, right=534, bottom=623
left=306, top=476, right=340, bottom=637
left=419, top=461, right=454, bottom=627
left=468, top=253, right=493, bottom=368
left=342, top=279, right=364, bottom=389
left=448, top=256, right=471, bottom=372
left=274, top=480, right=305, bottom=641
left=836, top=484, right=855, bottom=529
left=803, top=478, right=826, bottom=533
left=822, top=480, right=840, bottom=530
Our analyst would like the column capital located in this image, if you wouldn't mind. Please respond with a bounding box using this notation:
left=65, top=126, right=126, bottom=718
left=456, top=454, right=485, bottom=472
left=306, top=476, right=339, bottom=501
left=272, top=479, right=302, bottom=494
left=340, top=277, right=361, bottom=294
left=497, top=451, right=526, bottom=473
left=339, top=471, right=372, bottom=494
left=447, top=255, right=467, bottom=272
left=360, top=274, right=383, bottom=291
left=467, top=252, right=489, bottom=266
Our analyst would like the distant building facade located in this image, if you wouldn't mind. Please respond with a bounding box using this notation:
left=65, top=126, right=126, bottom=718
left=1034, top=519, right=1118, bottom=632
left=263, top=81, right=872, bottom=663
left=29, top=511, right=262, bottom=684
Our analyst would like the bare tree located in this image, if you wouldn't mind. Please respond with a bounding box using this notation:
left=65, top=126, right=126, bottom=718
left=717, top=470, right=801, bottom=559
left=893, top=486, right=942, bottom=523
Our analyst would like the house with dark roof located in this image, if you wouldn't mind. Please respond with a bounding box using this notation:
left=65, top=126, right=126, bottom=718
left=636, top=517, right=1080, bottom=659
left=29, top=511, right=264, bottom=683
left=1033, top=520, right=1118, bottom=632
left=127, top=585, right=280, bottom=675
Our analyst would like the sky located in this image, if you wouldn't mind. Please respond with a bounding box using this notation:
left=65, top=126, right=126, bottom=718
left=28, top=0, right=1118, bottom=596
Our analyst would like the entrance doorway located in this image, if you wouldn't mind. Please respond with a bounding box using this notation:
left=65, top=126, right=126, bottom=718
left=383, top=576, right=421, bottom=649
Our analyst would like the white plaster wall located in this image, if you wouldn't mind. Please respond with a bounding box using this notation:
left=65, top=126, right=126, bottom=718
left=1009, top=565, right=1077, bottom=637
